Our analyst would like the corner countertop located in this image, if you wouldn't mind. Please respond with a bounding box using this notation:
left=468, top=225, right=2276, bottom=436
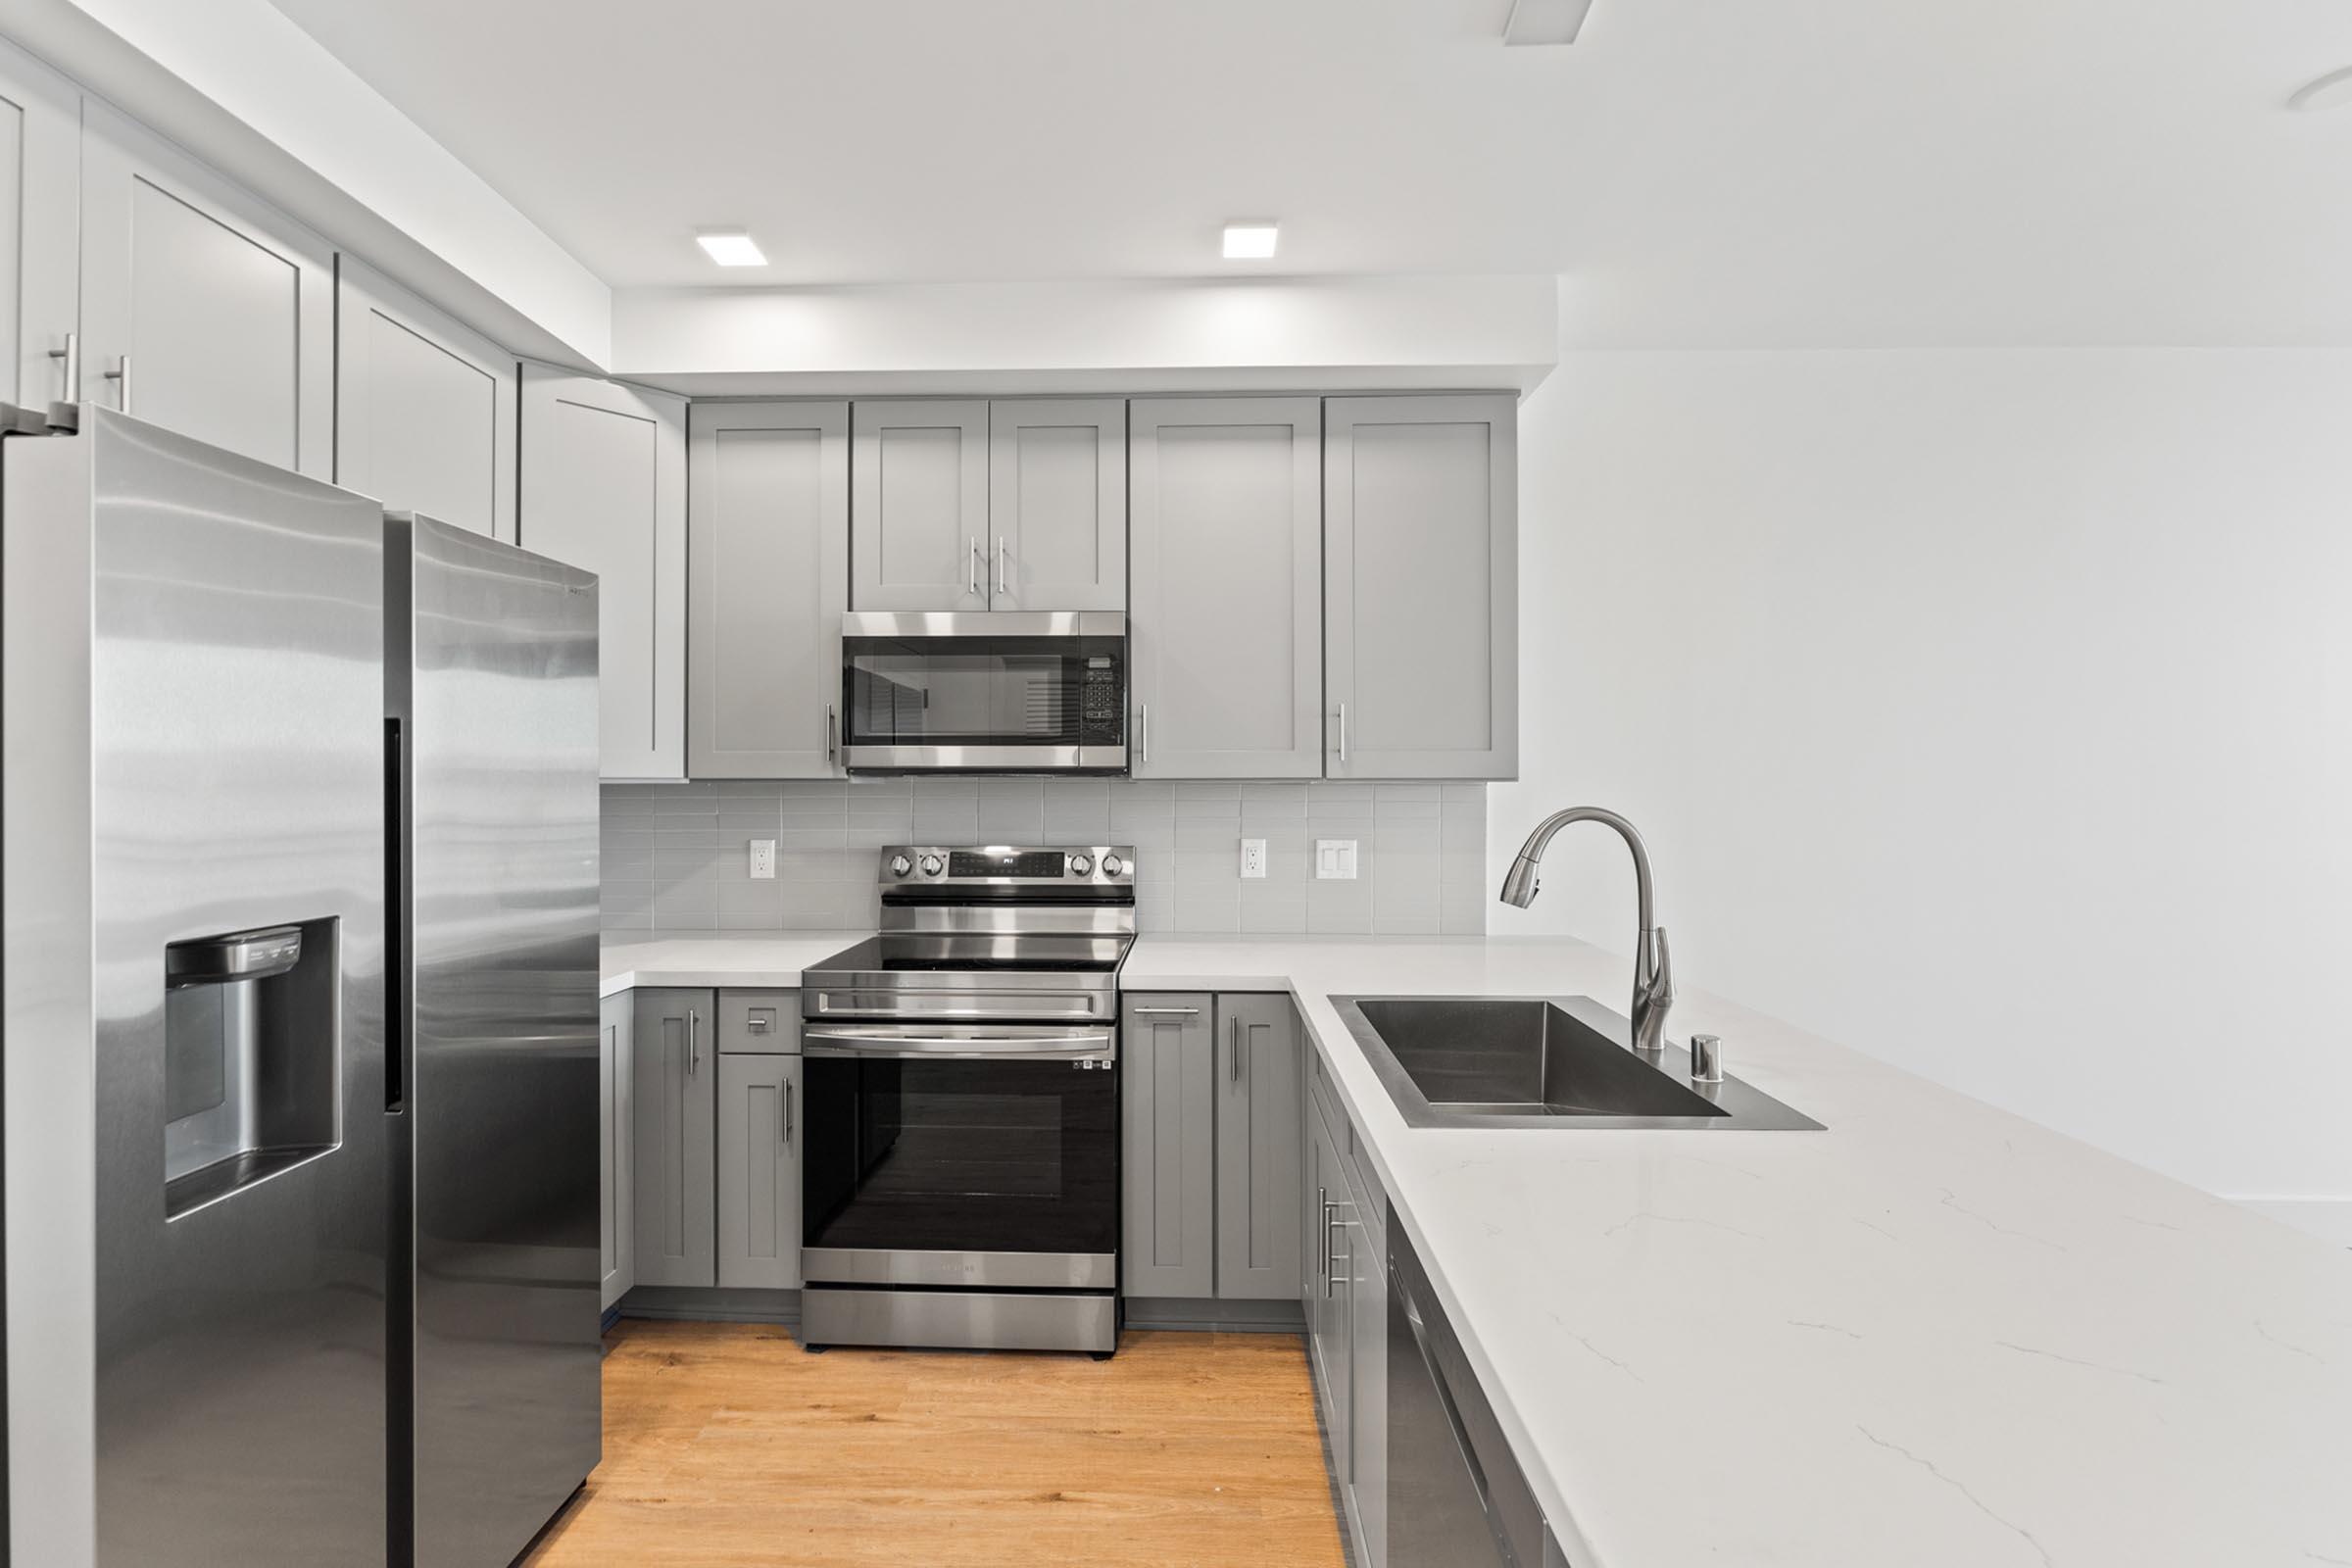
left=605, top=931, right=2352, bottom=1567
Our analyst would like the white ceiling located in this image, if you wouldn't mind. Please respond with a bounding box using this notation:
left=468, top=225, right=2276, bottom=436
left=265, top=0, right=2352, bottom=345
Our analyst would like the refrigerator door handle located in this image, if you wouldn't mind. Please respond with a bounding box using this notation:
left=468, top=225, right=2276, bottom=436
left=384, top=715, right=406, bottom=1113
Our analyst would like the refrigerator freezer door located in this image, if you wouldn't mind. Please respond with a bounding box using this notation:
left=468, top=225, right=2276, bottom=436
left=74, top=408, right=391, bottom=1566
left=393, top=514, right=602, bottom=1567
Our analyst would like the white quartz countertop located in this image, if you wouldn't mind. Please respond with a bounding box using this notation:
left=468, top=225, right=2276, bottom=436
left=598, top=932, right=871, bottom=997
left=607, top=931, right=2352, bottom=1567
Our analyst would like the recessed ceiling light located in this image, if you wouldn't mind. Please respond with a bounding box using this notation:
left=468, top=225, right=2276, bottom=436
left=696, top=232, right=767, bottom=267
left=1222, top=222, right=1278, bottom=261
left=2288, top=66, right=2352, bottom=112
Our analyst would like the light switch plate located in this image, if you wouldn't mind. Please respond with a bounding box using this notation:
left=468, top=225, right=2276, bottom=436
left=749, top=839, right=776, bottom=879
left=1315, top=839, right=1358, bottom=880
left=1241, top=838, right=1267, bottom=879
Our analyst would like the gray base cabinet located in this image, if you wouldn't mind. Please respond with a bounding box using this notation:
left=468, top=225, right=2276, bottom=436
left=629, top=988, right=717, bottom=1288
left=600, top=992, right=636, bottom=1308
left=1324, top=393, right=1518, bottom=780
left=1215, top=995, right=1303, bottom=1299
left=1124, top=993, right=1305, bottom=1301
left=1307, top=1068, right=1390, bottom=1568
left=1121, top=995, right=1217, bottom=1298
left=716, top=1054, right=804, bottom=1289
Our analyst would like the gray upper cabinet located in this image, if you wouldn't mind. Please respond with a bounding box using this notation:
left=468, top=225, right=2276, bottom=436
left=630, top=988, right=716, bottom=1290
left=1214, top=995, right=1303, bottom=1300
left=1129, top=397, right=1323, bottom=779
left=1325, top=394, right=1519, bottom=780
left=987, top=398, right=1126, bottom=612
left=599, top=992, right=635, bottom=1309
left=78, top=100, right=335, bottom=477
left=851, top=399, right=989, bottom=611
left=688, top=402, right=849, bottom=777
left=716, top=1053, right=803, bottom=1290
left=521, top=368, right=688, bottom=780
left=1121, top=994, right=1216, bottom=1298
left=0, top=40, right=78, bottom=410
left=333, top=256, right=518, bottom=541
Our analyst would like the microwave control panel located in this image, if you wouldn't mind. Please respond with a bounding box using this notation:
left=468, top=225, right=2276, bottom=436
left=1080, top=656, right=1123, bottom=744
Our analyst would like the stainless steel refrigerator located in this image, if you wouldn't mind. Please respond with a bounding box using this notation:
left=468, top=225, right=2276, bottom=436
left=1, top=407, right=602, bottom=1567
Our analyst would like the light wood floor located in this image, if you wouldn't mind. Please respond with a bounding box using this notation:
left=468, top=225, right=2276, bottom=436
left=519, top=1319, right=1347, bottom=1568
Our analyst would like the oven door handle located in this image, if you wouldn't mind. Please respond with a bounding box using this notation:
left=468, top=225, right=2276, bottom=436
left=802, top=1026, right=1115, bottom=1061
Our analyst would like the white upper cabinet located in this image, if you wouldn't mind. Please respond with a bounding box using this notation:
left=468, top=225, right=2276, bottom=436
left=333, top=257, right=518, bottom=541
left=78, top=101, right=335, bottom=477
left=1324, top=394, right=1519, bottom=780
left=851, top=399, right=990, bottom=611
left=687, top=401, right=849, bottom=778
left=520, top=368, right=688, bottom=781
left=0, top=40, right=78, bottom=411
left=987, top=398, right=1126, bottom=612
left=1129, top=397, right=1323, bottom=779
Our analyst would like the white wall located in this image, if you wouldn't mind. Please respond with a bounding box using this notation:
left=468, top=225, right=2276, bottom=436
left=1493, top=347, right=2352, bottom=1225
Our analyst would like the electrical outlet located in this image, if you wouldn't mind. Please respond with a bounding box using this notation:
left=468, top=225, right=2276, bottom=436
left=1241, top=838, right=1267, bottom=879
left=1315, top=839, right=1358, bottom=880
left=749, top=839, right=776, bottom=879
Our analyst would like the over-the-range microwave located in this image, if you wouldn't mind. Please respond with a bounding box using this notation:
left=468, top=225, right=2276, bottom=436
left=839, top=612, right=1127, bottom=773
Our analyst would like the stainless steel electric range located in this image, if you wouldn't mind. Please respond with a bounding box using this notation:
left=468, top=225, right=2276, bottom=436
left=798, top=846, right=1135, bottom=1355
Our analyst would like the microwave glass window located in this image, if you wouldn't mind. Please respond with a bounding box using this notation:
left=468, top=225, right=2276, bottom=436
left=843, top=634, right=1124, bottom=750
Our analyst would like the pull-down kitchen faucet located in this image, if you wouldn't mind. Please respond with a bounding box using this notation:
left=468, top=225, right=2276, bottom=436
left=1498, top=807, right=1674, bottom=1054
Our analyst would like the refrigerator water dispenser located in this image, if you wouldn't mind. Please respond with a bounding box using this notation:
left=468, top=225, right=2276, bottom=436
left=162, top=917, right=341, bottom=1219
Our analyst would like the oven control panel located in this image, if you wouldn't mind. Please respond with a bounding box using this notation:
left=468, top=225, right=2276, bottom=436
left=879, top=845, right=1135, bottom=888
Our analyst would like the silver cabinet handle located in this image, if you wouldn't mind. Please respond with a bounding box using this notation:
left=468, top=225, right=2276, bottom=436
left=1131, top=1006, right=1198, bottom=1016
left=1325, top=1208, right=1350, bottom=1298
left=104, top=355, right=131, bottom=414
left=1229, top=1015, right=1242, bottom=1083
left=687, top=1007, right=700, bottom=1075
left=783, top=1078, right=794, bottom=1150
left=996, top=535, right=1007, bottom=598
left=1137, top=701, right=1149, bottom=765
left=968, top=537, right=979, bottom=597
left=825, top=704, right=837, bottom=763
left=1337, top=701, right=1349, bottom=765
left=748, top=1010, right=772, bottom=1035
left=47, top=332, right=76, bottom=400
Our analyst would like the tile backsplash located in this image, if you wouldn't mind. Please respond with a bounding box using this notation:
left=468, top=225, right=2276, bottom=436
left=603, top=778, right=1487, bottom=937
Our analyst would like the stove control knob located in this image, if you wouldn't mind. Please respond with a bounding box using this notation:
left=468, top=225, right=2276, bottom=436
left=889, top=854, right=913, bottom=877
left=1101, top=853, right=1124, bottom=877
left=919, top=854, right=945, bottom=877
left=1067, top=854, right=1093, bottom=875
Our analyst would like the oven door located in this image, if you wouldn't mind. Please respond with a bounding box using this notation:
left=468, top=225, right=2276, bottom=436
left=800, top=1022, right=1118, bottom=1289
left=839, top=611, right=1127, bottom=772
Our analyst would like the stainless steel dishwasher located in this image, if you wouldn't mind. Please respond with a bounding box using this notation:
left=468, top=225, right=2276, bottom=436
left=1388, top=1214, right=1566, bottom=1567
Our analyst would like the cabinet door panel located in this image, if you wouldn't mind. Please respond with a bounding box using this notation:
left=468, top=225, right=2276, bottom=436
left=600, top=992, right=635, bottom=1308
left=1325, top=394, right=1517, bottom=779
left=1130, top=398, right=1321, bottom=778
left=851, top=400, right=988, bottom=610
left=689, top=402, right=848, bottom=777
left=717, top=1054, right=803, bottom=1289
left=1215, top=995, right=1303, bottom=1299
left=1120, top=995, right=1215, bottom=1298
left=989, top=398, right=1125, bottom=611
left=79, top=101, right=333, bottom=476
left=335, top=256, right=517, bottom=541
left=629, top=989, right=716, bottom=1288
left=0, top=39, right=77, bottom=409
left=521, top=368, right=687, bottom=779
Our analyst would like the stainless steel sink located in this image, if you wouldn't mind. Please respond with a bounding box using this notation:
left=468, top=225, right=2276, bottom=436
left=1333, top=995, right=1822, bottom=1131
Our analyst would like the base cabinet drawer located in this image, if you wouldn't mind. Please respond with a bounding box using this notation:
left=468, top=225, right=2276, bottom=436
left=719, top=988, right=800, bottom=1054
